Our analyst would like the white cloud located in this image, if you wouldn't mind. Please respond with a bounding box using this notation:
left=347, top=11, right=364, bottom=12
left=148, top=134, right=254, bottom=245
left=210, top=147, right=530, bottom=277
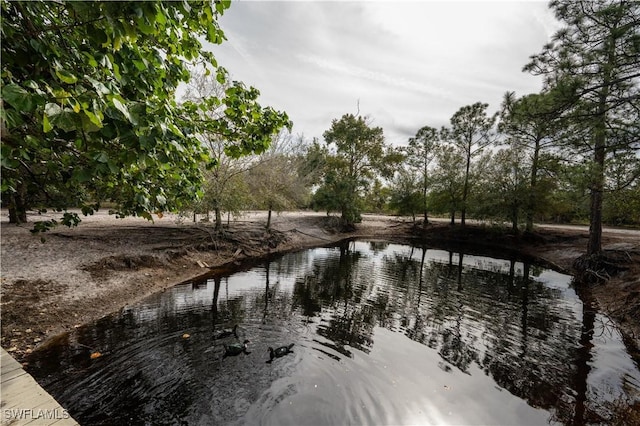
left=208, top=0, right=560, bottom=146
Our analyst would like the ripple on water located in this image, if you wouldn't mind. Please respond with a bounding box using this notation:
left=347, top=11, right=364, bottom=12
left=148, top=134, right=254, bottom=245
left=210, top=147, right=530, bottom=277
left=25, top=241, right=640, bottom=425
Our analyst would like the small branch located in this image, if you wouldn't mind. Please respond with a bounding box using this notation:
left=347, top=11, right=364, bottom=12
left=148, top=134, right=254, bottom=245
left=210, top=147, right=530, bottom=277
left=586, top=268, right=610, bottom=281
left=194, top=225, right=218, bottom=249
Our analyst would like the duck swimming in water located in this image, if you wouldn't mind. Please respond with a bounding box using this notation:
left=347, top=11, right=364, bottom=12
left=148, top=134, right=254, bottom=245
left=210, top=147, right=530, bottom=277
left=267, top=343, right=294, bottom=363
left=223, top=339, right=251, bottom=358
left=213, top=324, right=238, bottom=340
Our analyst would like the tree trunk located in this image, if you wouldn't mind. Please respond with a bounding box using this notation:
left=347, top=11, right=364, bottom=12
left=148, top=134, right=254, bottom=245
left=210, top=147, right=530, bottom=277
left=526, top=138, right=541, bottom=233
left=214, top=206, right=222, bottom=231
left=8, top=187, right=27, bottom=224
left=587, top=116, right=606, bottom=255
left=587, top=38, right=612, bottom=255
left=266, top=208, right=272, bottom=230
left=587, top=148, right=605, bottom=255
left=461, top=154, right=470, bottom=227
left=587, top=30, right=617, bottom=256
left=422, top=166, right=428, bottom=226
left=450, top=210, right=455, bottom=225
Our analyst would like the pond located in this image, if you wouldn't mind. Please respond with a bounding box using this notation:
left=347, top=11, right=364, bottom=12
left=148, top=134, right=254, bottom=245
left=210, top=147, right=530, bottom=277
left=26, top=240, right=640, bottom=425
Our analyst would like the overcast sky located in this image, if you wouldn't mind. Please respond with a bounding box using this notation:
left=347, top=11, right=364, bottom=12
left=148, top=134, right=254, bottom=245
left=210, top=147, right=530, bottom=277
left=207, top=1, right=560, bottom=147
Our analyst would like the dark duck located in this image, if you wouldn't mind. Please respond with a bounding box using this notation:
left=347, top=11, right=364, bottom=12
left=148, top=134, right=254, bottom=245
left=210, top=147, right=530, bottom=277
left=223, top=339, right=251, bottom=358
left=267, top=343, right=294, bottom=363
left=213, top=324, right=238, bottom=340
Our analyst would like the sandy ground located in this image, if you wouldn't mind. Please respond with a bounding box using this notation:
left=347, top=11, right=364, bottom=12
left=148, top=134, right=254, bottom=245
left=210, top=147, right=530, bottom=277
left=1, top=209, right=639, bottom=363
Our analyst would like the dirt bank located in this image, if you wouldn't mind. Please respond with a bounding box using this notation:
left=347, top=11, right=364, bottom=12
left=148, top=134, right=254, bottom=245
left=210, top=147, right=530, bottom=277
left=1, top=210, right=639, bottom=363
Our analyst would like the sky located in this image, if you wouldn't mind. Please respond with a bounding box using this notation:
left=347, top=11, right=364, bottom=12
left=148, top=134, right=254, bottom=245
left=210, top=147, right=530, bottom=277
left=206, top=0, right=560, bottom=147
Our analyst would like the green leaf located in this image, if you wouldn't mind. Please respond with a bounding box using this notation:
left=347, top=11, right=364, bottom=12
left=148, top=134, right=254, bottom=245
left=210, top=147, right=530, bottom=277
left=74, top=169, right=92, bottom=183
left=83, top=110, right=103, bottom=128
left=167, top=122, right=184, bottom=138
left=107, top=160, right=119, bottom=174
left=2, top=108, right=24, bottom=128
left=156, top=10, right=167, bottom=25
left=50, top=108, right=77, bottom=132
left=111, top=97, right=133, bottom=122
left=81, top=51, right=98, bottom=67
left=133, top=60, right=147, bottom=71
left=112, top=62, right=122, bottom=80
left=55, top=69, right=78, bottom=84
left=2, top=83, right=35, bottom=111
left=86, top=76, right=111, bottom=95
left=93, top=152, right=109, bottom=163
left=135, top=193, right=150, bottom=207
left=135, top=17, right=155, bottom=35
left=24, top=80, right=39, bottom=90
left=216, top=68, right=227, bottom=84
left=43, top=114, right=53, bottom=133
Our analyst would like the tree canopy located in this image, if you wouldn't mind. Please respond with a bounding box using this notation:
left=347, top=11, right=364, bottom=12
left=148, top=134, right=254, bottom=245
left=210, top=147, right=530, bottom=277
left=178, top=68, right=291, bottom=230
left=1, top=0, right=289, bottom=229
left=524, top=0, right=640, bottom=254
left=315, top=114, right=401, bottom=225
left=405, top=126, right=439, bottom=225
left=442, top=102, right=497, bottom=226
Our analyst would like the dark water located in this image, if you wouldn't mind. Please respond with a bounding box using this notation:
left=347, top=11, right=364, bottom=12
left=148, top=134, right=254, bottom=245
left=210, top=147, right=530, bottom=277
left=27, top=241, right=640, bottom=425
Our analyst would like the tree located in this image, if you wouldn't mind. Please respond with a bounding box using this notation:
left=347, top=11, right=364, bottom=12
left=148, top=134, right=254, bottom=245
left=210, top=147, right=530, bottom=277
left=546, top=161, right=591, bottom=223
left=524, top=0, right=640, bottom=254
left=1, top=1, right=225, bottom=225
left=388, top=168, right=422, bottom=221
left=1, top=0, right=289, bottom=231
left=363, top=179, right=390, bottom=214
left=246, top=132, right=310, bottom=229
left=430, top=145, right=465, bottom=225
left=405, top=126, right=439, bottom=225
left=317, top=114, right=401, bottom=225
left=298, top=137, right=329, bottom=190
left=179, top=68, right=290, bottom=230
left=473, top=148, right=529, bottom=232
left=602, top=150, right=640, bottom=225
left=498, top=91, right=560, bottom=232
left=444, top=102, right=497, bottom=226
left=190, top=141, right=253, bottom=228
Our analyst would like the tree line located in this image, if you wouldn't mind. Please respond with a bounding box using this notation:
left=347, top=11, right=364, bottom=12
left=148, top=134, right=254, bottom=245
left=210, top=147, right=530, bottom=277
left=302, top=0, right=639, bottom=258
left=2, top=0, right=638, bottom=257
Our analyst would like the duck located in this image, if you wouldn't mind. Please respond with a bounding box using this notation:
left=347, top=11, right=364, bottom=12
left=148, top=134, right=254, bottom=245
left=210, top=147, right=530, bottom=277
left=223, top=339, right=251, bottom=357
left=267, top=343, right=294, bottom=363
left=213, top=324, right=238, bottom=340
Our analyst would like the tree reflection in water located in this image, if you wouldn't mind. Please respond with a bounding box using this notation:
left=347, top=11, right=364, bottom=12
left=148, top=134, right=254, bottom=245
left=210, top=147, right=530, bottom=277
left=286, top=240, right=617, bottom=423
left=25, top=240, right=639, bottom=425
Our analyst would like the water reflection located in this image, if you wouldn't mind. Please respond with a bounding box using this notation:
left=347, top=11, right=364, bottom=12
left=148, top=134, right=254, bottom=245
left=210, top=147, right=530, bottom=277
left=26, top=241, right=640, bottom=425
